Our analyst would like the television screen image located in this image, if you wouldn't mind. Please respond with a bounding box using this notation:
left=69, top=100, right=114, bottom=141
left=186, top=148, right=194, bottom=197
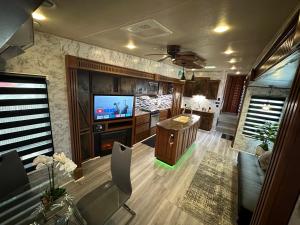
left=94, top=95, right=134, bottom=121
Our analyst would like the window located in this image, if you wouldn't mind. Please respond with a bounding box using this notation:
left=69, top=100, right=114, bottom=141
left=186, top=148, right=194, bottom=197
left=242, top=95, right=285, bottom=137
left=0, top=73, right=54, bottom=172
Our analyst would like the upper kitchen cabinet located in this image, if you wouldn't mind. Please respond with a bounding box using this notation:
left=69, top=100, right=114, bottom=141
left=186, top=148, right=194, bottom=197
left=183, top=77, right=220, bottom=100
left=120, top=77, right=136, bottom=95
left=159, top=82, right=171, bottom=95
left=136, top=79, right=159, bottom=95
left=206, top=80, right=220, bottom=99
left=194, top=77, right=209, bottom=96
left=183, top=80, right=196, bottom=97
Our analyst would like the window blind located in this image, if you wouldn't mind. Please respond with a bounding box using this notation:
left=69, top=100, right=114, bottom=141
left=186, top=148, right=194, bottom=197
left=0, top=73, right=54, bottom=172
left=242, top=95, right=285, bottom=137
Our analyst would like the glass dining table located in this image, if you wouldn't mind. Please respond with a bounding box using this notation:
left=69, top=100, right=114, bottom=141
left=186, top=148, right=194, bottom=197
left=0, top=168, right=125, bottom=225
left=0, top=174, right=87, bottom=225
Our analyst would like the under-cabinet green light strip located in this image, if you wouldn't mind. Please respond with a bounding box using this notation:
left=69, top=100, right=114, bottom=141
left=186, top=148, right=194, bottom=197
left=154, top=143, right=196, bottom=170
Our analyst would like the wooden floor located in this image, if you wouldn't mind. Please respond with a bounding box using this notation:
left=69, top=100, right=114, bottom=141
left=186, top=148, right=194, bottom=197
left=66, top=130, right=238, bottom=225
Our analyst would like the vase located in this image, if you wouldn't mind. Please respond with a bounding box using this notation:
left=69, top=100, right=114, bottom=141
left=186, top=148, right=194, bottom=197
left=41, top=194, right=69, bottom=224
left=255, top=146, right=266, bottom=157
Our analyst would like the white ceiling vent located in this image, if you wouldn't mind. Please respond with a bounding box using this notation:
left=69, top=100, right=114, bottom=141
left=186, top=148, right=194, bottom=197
left=121, top=19, right=172, bottom=39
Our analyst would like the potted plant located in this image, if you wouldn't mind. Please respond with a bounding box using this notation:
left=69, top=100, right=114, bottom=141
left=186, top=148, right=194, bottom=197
left=254, top=122, right=279, bottom=156
left=33, top=152, right=77, bottom=209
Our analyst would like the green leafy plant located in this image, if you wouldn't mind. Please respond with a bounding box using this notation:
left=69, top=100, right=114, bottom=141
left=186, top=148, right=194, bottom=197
left=254, top=122, right=279, bottom=151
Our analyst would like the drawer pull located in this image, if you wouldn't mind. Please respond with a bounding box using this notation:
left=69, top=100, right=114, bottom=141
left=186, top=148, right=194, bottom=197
left=169, top=133, right=174, bottom=145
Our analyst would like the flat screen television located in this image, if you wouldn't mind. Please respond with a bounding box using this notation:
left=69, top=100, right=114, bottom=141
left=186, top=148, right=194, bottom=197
left=93, top=95, right=134, bottom=121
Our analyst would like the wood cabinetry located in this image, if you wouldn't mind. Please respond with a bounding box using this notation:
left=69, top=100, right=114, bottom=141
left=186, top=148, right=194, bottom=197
left=183, top=81, right=196, bottom=97
left=134, top=113, right=150, bottom=143
left=183, top=78, right=220, bottom=100
left=171, top=83, right=184, bottom=117
left=155, top=115, right=200, bottom=165
left=159, top=82, right=171, bottom=95
left=194, top=77, right=209, bottom=96
left=159, top=109, right=169, bottom=121
left=207, top=80, right=220, bottom=99
left=183, top=109, right=214, bottom=131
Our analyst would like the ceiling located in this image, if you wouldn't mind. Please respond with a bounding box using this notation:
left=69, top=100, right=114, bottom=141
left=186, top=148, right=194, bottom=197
left=34, top=0, right=299, bottom=73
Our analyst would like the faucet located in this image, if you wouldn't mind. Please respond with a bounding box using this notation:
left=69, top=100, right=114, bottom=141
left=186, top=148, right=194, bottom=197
left=183, top=104, right=193, bottom=115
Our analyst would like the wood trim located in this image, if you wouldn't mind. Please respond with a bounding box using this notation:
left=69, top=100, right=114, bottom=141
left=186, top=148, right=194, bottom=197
left=231, top=74, right=250, bottom=147
left=222, top=74, right=247, bottom=113
left=65, top=55, right=182, bottom=83
left=65, top=58, right=82, bottom=167
left=253, top=11, right=300, bottom=80
left=250, top=51, right=300, bottom=225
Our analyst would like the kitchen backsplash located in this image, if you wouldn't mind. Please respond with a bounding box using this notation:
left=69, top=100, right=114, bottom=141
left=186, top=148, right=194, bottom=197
left=135, top=94, right=172, bottom=111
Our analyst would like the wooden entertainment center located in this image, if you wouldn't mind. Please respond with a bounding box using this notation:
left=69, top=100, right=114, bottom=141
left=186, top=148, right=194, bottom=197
left=65, top=55, right=184, bottom=177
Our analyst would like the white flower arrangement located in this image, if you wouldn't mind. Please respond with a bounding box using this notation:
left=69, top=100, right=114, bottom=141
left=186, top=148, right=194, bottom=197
left=32, top=152, right=77, bottom=205
left=33, top=152, right=77, bottom=176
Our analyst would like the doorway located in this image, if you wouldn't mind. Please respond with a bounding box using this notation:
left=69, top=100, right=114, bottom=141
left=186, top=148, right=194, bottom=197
left=222, top=74, right=247, bottom=114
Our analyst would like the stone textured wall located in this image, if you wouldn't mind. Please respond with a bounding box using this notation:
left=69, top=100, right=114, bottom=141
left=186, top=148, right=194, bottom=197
left=233, top=86, right=290, bottom=153
left=181, top=71, right=227, bottom=130
left=135, top=95, right=172, bottom=111
left=2, top=31, right=180, bottom=157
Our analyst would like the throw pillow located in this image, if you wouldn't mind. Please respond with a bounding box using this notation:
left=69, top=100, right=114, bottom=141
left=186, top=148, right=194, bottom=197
left=258, top=151, right=272, bottom=171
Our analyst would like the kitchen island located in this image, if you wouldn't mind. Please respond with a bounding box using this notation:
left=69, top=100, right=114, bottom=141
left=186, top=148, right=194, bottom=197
left=155, top=114, right=200, bottom=166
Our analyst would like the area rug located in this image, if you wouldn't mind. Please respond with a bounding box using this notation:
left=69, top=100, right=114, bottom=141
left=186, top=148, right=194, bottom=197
left=141, top=135, right=156, bottom=148
left=179, top=151, right=238, bottom=225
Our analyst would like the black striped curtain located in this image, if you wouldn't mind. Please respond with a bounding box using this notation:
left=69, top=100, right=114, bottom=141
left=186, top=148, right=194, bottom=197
left=242, top=95, right=285, bottom=137
left=0, top=73, right=54, bottom=172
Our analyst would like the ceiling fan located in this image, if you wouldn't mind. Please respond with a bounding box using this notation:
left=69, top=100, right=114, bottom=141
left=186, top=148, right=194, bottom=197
left=146, top=45, right=206, bottom=69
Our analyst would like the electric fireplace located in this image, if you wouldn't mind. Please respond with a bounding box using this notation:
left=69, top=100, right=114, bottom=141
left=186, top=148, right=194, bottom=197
left=94, top=129, right=132, bottom=156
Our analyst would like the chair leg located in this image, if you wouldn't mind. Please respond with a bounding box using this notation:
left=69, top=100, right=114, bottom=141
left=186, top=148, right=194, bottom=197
left=123, top=204, right=136, bottom=224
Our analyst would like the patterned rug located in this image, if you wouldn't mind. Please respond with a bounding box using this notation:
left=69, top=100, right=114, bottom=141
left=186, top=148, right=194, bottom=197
left=179, top=150, right=238, bottom=225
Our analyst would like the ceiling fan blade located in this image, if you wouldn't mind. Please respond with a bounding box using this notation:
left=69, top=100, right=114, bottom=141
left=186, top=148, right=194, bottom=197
left=177, top=51, right=196, bottom=56
left=158, top=55, right=171, bottom=62
left=145, top=53, right=168, bottom=56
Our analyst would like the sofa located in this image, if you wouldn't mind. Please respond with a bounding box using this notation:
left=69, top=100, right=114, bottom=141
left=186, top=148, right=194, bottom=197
left=237, top=151, right=265, bottom=225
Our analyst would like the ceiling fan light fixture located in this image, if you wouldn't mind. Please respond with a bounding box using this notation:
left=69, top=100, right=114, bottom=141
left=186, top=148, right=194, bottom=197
left=180, top=66, right=186, bottom=80
left=191, top=71, right=195, bottom=81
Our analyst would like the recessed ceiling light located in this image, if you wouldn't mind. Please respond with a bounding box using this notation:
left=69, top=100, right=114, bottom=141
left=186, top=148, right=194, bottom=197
left=230, top=65, right=237, bottom=70
left=228, top=58, right=237, bottom=64
left=236, top=71, right=241, bottom=75
left=224, top=48, right=234, bottom=55
left=32, top=11, right=46, bottom=21
left=213, top=24, right=230, bottom=33
left=204, top=66, right=216, bottom=69
left=125, top=42, right=136, bottom=49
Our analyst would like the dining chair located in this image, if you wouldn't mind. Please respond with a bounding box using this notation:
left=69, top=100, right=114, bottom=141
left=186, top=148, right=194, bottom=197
left=0, top=150, right=29, bottom=200
left=76, top=141, right=136, bottom=225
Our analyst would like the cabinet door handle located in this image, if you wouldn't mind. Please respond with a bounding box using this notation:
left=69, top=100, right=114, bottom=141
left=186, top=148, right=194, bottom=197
left=169, top=133, right=174, bottom=145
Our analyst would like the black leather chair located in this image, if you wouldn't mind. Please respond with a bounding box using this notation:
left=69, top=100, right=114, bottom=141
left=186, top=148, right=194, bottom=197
left=77, top=142, right=136, bottom=225
left=237, top=152, right=265, bottom=225
left=0, top=150, right=29, bottom=200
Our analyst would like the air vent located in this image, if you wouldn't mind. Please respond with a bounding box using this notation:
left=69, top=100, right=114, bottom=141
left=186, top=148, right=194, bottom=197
left=121, top=19, right=172, bottom=39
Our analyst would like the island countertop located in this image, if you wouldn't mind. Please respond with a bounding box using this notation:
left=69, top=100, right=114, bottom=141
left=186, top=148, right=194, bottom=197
left=156, top=114, right=200, bottom=131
